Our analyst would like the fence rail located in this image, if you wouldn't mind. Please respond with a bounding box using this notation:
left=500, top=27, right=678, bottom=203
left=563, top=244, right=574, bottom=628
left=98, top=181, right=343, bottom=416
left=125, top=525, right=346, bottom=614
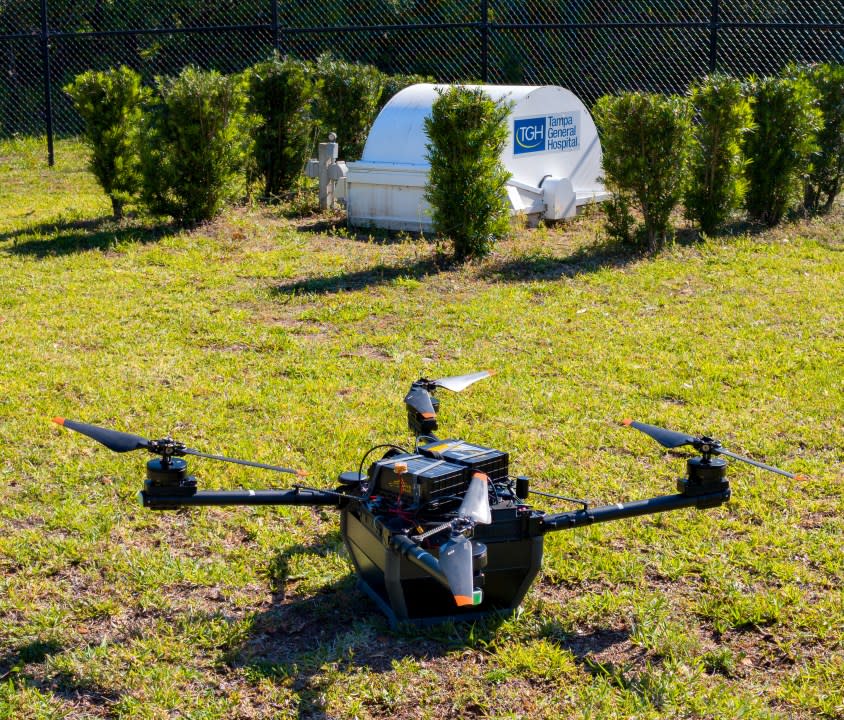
left=1, top=1, right=842, bottom=165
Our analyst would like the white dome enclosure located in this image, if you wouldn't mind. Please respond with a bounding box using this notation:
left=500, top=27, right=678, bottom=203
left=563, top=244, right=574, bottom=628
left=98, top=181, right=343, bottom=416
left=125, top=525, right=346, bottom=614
left=341, top=83, right=608, bottom=231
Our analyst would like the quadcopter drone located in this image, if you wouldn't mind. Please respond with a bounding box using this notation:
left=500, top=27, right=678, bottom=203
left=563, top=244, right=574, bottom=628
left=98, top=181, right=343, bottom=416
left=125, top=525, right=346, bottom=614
left=54, top=371, right=803, bottom=625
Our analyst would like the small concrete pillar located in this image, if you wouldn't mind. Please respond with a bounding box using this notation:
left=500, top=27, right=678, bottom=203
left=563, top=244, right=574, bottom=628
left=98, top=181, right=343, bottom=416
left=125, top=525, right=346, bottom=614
left=318, top=133, right=339, bottom=210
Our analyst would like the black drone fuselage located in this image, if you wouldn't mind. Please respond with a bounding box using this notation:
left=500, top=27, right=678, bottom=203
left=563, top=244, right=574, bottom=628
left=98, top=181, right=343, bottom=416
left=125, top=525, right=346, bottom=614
left=139, top=445, right=731, bottom=626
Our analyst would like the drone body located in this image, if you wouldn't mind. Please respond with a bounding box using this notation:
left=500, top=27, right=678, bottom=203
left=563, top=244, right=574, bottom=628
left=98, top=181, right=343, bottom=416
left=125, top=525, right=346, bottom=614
left=55, top=372, right=800, bottom=626
left=340, top=437, right=544, bottom=623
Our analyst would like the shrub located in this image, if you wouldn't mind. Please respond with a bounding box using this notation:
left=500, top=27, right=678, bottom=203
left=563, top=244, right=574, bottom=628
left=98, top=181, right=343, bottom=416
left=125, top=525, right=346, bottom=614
left=64, top=66, right=146, bottom=219
left=684, top=74, right=753, bottom=235
left=140, top=67, right=250, bottom=224
left=246, top=55, right=316, bottom=199
left=743, top=75, right=821, bottom=226
left=593, top=92, right=691, bottom=248
left=313, top=54, right=383, bottom=161
left=800, top=63, right=844, bottom=214
left=424, top=86, right=512, bottom=262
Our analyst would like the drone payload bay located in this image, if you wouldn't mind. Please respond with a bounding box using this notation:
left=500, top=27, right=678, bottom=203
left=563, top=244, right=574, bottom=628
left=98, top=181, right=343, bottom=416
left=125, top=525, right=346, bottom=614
left=54, top=372, right=803, bottom=626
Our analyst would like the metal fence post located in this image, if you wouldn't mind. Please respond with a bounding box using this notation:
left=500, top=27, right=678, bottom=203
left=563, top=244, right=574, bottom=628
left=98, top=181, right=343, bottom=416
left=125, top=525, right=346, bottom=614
left=709, top=0, right=720, bottom=73
left=480, top=0, right=489, bottom=82
left=271, top=0, right=280, bottom=52
left=40, top=0, right=55, bottom=166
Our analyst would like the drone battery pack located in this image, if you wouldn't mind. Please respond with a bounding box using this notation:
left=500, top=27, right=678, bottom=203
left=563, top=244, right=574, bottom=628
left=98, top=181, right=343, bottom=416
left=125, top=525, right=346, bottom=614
left=371, top=453, right=468, bottom=503
left=419, top=439, right=509, bottom=482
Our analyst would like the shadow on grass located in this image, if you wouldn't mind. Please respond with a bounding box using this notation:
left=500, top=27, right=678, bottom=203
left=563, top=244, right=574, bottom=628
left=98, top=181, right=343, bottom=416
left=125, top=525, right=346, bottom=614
left=0, top=638, right=122, bottom=710
left=0, top=638, right=63, bottom=678
left=1, top=216, right=177, bottom=258
left=229, top=532, right=516, bottom=718
left=293, top=216, right=431, bottom=247
left=481, top=236, right=649, bottom=282
left=272, top=256, right=442, bottom=296
left=272, top=239, right=652, bottom=296
left=482, top=216, right=787, bottom=283
left=228, top=532, right=650, bottom=718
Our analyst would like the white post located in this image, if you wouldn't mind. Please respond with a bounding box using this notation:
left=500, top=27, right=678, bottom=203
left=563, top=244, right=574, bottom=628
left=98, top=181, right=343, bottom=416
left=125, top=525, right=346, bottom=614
left=318, top=132, right=339, bottom=210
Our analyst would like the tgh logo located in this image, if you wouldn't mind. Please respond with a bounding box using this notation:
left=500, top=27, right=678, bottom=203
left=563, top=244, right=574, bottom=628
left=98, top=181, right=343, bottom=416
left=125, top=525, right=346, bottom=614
left=513, top=112, right=580, bottom=155
left=514, top=117, right=546, bottom=154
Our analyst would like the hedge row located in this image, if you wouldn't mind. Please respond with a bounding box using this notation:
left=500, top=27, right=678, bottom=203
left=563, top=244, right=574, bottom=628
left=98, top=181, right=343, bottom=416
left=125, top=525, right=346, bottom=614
left=67, top=60, right=842, bottom=257
left=594, top=64, right=844, bottom=247
left=65, top=55, right=430, bottom=223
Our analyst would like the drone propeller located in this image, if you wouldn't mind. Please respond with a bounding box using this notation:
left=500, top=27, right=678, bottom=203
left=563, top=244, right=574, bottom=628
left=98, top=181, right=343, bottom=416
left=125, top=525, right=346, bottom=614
left=622, top=418, right=805, bottom=480
left=457, top=472, right=493, bottom=525
left=404, top=384, right=436, bottom=419
left=439, top=535, right=476, bottom=606
left=53, top=418, right=150, bottom=453
left=621, top=420, right=697, bottom=449
left=433, top=370, right=494, bottom=393
left=53, top=417, right=306, bottom=476
left=437, top=473, right=491, bottom=606
left=404, top=370, right=494, bottom=429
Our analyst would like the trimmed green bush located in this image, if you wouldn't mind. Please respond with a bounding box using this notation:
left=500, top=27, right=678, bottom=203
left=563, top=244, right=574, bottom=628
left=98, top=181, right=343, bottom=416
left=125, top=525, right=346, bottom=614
left=64, top=66, right=147, bottom=219
left=743, top=75, right=821, bottom=226
left=593, top=92, right=691, bottom=248
left=140, top=67, right=250, bottom=224
left=800, top=63, right=844, bottom=214
left=313, top=54, right=383, bottom=161
left=684, top=74, right=753, bottom=235
left=246, top=55, right=316, bottom=199
left=424, top=86, right=512, bottom=262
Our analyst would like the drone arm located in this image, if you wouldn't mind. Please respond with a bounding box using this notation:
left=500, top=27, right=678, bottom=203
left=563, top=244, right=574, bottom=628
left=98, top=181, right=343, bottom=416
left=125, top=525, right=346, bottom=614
left=541, top=488, right=730, bottom=533
left=139, top=487, right=344, bottom=510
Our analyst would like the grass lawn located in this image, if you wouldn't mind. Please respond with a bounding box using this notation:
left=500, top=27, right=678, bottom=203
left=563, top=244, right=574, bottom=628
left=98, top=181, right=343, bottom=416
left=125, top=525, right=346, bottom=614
left=0, top=136, right=842, bottom=719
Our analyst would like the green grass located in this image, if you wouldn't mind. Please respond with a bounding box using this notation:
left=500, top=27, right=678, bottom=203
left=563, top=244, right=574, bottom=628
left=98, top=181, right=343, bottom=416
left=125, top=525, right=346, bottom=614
left=1, top=136, right=842, bottom=719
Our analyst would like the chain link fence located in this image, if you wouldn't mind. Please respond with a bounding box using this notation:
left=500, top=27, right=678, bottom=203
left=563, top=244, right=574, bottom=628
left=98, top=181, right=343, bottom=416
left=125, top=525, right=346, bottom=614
left=1, top=1, right=842, bottom=163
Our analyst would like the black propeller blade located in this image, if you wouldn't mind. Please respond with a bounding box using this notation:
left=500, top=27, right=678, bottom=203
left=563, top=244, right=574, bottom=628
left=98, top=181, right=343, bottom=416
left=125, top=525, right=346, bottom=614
left=53, top=418, right=305, bottom=476
left=715, top=447, right=805, bottom=481
left=53, top=417, right=150, bottom=453
left=622, top=419, right=697, bottom=449
left=181, top=448, right=306, bottom=477
left=623, top=418, right=806, bottom=480
left=404, top=384, right=436, bottom=419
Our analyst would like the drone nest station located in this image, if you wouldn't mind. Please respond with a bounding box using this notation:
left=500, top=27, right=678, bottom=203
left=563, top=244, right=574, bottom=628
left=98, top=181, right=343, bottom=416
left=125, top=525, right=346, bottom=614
left=55, top=372, right=803, bottom=626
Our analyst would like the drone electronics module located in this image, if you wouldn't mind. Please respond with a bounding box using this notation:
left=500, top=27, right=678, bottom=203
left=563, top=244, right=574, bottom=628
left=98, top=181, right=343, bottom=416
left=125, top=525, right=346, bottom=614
left=54, top=371, right=804, bottom=626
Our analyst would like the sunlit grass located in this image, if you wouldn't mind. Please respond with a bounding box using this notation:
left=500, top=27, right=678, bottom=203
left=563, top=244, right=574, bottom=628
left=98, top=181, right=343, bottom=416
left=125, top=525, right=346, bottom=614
left=0, top=137, right=842, bottom=718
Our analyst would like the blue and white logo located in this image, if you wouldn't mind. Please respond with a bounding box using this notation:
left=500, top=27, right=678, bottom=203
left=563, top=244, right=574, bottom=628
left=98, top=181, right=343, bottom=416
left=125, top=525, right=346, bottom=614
left=514, top=117, right=546, bottom=154
left=513, top=112, right=580, bottom=155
